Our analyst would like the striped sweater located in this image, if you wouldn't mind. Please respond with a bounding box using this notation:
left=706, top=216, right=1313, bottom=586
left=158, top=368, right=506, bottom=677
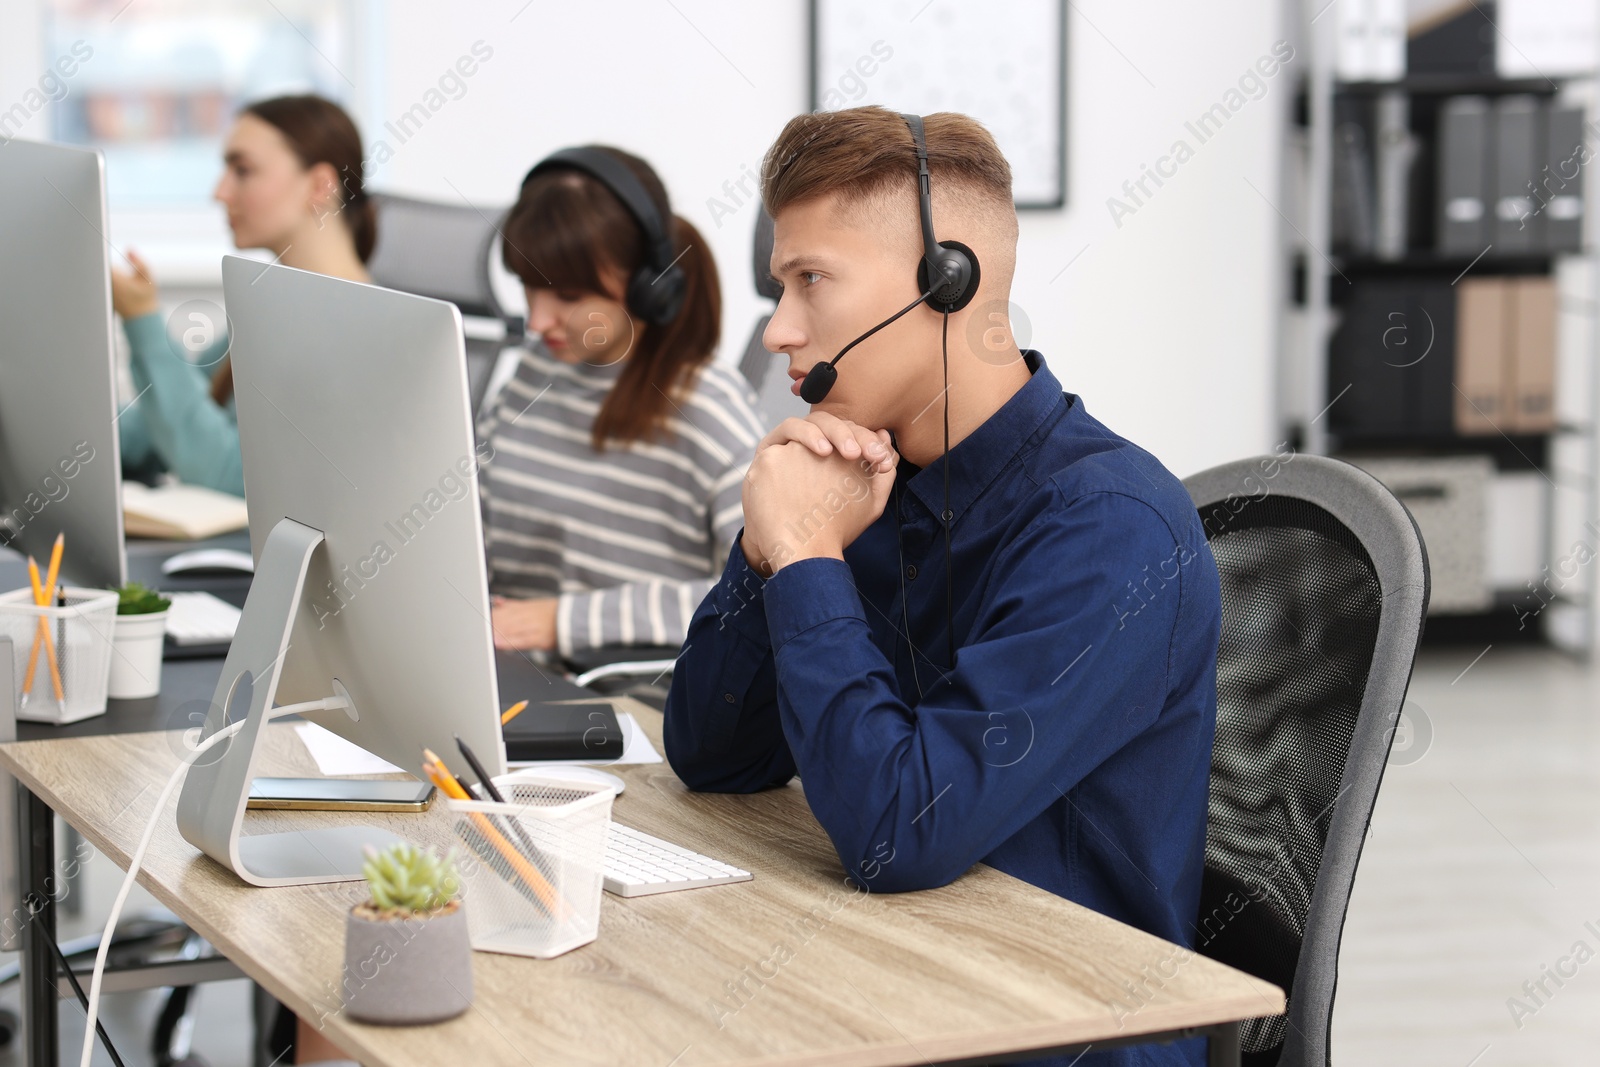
left=478, top=344, right=764, bottom=657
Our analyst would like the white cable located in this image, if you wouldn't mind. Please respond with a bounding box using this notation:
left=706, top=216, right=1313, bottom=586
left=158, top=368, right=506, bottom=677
left=78, top=695, right=350, bottom=1067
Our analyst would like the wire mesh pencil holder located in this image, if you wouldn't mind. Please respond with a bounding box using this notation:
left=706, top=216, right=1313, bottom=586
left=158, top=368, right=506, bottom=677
left=447, top=770, right=616, bottom=959
left=0, top=586, right=117, bottom=724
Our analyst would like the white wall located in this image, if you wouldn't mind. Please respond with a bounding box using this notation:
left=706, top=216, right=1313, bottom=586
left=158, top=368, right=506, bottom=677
left=365, top=0, right=1285, bottom=478
left=3, top=0, right=1287, bottom=478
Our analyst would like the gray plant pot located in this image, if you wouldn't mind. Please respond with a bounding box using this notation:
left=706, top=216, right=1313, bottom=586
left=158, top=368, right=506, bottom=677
left=342, top=903, right=473, bottom=1025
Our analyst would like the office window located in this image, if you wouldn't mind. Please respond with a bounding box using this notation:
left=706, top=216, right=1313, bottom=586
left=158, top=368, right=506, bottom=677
left=44, top=0, right=366, bottom=209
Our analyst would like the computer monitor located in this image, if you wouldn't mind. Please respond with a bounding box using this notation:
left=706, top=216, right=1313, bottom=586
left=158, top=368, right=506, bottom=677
left=176, top=255, right=506, bottom=887
left=0, top=139, right=125, bottom=589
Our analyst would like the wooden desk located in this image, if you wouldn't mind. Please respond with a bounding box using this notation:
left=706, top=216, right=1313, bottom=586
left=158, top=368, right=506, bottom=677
left=0, top=707, right=1282, bottom=1067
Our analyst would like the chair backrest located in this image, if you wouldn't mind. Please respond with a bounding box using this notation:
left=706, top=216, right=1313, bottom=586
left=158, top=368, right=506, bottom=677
left=740, top=208, right=807, bottom=428
left=367, top=193, right=518, bottom=414
left=367, top=192, right=506, bottom=318
left=1182, top=454, right=1428, bottom=1067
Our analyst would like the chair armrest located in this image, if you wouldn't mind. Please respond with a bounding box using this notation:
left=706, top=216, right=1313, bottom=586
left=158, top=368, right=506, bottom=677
left=572, top=659, right=678, bottom=689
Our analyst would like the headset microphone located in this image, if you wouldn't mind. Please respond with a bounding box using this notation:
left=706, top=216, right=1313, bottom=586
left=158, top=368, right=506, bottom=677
left=798, top=285, right=934, bottom=404
left=797, top=114, right=980, bottom=407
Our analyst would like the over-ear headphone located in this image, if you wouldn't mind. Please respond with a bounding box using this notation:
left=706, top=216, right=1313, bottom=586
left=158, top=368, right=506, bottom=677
left=798, top=113, right=982, bottom=404
left=903, top=113, right=979, bottom=315
left=518, top=147, right=687, bottom=325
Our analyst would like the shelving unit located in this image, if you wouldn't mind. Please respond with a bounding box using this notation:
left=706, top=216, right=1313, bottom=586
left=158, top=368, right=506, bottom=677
left=1283, top=0, right=1600, bottom=657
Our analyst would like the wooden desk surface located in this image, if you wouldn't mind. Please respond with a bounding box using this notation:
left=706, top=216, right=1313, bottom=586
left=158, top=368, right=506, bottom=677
left=0, top=706, right=1282, bottom=1067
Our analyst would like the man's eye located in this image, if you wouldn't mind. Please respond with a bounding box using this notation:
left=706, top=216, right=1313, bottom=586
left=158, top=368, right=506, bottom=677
left=801, top=271, right=823, bottom=286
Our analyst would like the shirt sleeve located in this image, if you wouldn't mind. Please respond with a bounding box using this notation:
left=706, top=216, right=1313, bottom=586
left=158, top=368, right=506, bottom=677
left=122, top=312, right=245, bottom=497
left=662, top=533, right=796, bottom=791
left=117, top=396, right=155, bottom=474
left=668, top=490, right=1211, bottom=893
left=555, top=433, right=753, bottom=657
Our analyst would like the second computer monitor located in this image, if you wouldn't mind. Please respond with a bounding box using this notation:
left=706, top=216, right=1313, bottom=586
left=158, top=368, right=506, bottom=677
left=0, top=139, right=125, bottom=588
left=219, top=254, right=506, bottom=778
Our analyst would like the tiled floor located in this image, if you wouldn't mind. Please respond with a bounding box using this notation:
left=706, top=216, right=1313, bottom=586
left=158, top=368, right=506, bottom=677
left=1333, top=644, right=1600, bottom=1065
left=1, top=642, right=1596, bottom=1066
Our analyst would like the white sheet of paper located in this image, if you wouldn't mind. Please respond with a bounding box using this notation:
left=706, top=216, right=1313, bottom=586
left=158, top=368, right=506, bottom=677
left=293, top=711, right=663, bottom=777
left=292, top=722, right=403, bottom=775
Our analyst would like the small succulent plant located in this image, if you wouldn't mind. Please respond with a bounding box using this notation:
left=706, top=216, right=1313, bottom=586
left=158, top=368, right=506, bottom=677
left=361, top=842, right=461, bottom=917
left=114, top=582, right=171, bottom=616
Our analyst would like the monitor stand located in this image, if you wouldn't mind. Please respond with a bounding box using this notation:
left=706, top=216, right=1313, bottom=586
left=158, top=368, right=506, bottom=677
left=175, top=517, right=401, bottom=887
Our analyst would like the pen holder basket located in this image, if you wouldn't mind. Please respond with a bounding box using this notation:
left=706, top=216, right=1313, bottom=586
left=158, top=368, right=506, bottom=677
left=447, top=770, right=616, bottom=959
left=0, top=587, right=117, bottom=724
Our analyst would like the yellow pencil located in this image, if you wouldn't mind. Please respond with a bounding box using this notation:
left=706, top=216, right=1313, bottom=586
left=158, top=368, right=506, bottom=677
left=500, top=700, right=529, bottom=726
left=43, top=534, right=63, bottom=601
left=424, top=757, right=565, bottom=917
left=424, top=749, right=568, bottom=918
left=23, top=557, right=64, bottom=704
left=23, top=557, right=45, bottom=694
left=40, top=535, right=65, bottom=703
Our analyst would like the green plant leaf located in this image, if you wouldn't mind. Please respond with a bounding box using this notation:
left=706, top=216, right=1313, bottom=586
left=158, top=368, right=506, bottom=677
left=113, top=582, right=171, bottom=616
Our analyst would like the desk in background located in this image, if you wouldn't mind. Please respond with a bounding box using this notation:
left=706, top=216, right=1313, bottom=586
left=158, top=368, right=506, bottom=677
left=0, top=530, right=252, bottom=609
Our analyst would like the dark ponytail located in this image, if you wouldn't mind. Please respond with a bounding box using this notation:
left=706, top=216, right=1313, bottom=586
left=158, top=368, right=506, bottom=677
left=502, top=147, right=722, bottom=450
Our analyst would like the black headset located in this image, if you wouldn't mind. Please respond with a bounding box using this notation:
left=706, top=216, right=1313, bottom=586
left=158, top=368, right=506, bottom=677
left=791, top=112, right=979, bottom=680
left=518, top=147, right=687, bottom=326
left=905, top=113, right=980, bottom=316
left=798, top=113, right=980, bottom=405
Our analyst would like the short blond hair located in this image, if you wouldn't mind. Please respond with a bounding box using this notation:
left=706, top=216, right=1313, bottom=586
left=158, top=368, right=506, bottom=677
left=762, top=106, right=1013, bottom=224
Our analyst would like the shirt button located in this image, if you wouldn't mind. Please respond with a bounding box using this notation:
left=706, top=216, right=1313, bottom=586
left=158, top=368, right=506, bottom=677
left=905, top=565, right=918, bottom=580
left=724, top=692, right=737, bottom=703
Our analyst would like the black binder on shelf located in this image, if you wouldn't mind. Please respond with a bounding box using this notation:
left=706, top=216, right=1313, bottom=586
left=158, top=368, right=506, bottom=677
left=1437, top=96, right=1490, bottom=255
left=1329, top=283, right=1409, bottom=436
left=1410, top=280, right=1457, bottom=436
left=1543, top=104, right=1585, bottom=254
left=1492, top=95, right=1543, bottom=254
left=1329, top=279, right=1458, bottom=440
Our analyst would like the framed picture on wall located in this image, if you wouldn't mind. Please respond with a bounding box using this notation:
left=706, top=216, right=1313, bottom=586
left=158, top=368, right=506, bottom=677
left=809, top=0, right=1067, bottom=209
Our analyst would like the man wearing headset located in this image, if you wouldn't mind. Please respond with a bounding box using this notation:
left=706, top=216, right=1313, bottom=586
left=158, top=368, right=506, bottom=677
left=664, top=107, right=1221, bottom=1066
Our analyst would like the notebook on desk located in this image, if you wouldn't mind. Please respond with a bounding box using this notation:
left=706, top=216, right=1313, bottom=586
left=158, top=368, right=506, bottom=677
left=494, top=649, right=624, bottom=762
left=123, top=481, right=249, bottom=540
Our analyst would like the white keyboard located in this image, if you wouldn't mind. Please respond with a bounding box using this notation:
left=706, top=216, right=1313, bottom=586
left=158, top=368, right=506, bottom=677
left=165, top=591, right=242, bottom=646
left=603, top=823, right=752, bottom=897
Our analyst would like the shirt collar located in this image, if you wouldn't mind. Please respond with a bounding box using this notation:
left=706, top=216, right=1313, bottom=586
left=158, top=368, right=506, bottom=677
left=903, top=350, right=1070, bottom=525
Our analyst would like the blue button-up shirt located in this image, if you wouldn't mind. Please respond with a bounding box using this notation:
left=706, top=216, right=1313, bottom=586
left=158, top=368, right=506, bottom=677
left=664, top=352, right=1220, bottom=1067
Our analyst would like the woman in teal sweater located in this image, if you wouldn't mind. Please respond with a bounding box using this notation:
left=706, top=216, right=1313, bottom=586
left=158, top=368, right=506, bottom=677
left=113, top=94, right=375, bottom=496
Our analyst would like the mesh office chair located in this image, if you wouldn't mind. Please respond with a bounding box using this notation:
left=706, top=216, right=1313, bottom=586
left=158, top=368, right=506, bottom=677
left=366, top=192, right=523, bottom=414
left=1182, top=454, right=1429, bottom=1066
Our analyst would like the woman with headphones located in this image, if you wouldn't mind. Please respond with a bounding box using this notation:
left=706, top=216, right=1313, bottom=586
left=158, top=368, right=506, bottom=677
left=481, top=146, right=763, bottom=659
left=112, top=94, right=375, bottom=497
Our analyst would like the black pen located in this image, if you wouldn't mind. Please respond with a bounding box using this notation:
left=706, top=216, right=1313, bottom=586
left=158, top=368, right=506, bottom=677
left=454, top=733, right=552, bottom=876
left=55, top=586, right=65, bottom=699
left=453, top=733, right=509, bottom=803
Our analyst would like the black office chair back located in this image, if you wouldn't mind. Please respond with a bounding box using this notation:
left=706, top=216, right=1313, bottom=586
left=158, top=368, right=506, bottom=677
left=739, top=208, right=807, bottom=428
left=366, top=193, right=518, bottom=413
left=1183, top=454, right=1428, bottom=1067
